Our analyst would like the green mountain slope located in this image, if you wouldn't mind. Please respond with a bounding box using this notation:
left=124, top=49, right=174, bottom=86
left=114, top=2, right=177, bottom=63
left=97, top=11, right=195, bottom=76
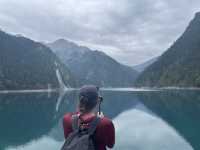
left=135, top=12, right=200, bottom=87
left=0, top=31, right=76, bottom=90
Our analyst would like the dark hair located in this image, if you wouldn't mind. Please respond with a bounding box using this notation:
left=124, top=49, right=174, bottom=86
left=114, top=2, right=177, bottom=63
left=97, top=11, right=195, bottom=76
left=79, top=95, right=98, bottom=113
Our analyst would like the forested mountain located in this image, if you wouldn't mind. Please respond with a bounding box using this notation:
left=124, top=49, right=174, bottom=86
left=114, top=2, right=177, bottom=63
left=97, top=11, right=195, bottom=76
left=133, top=57, right=159, bottom=73
left=47, top=39, right=138, bottom=87
left=0, top=31, right=76, bottom=90
left=135, top=12, right=200, bottom=87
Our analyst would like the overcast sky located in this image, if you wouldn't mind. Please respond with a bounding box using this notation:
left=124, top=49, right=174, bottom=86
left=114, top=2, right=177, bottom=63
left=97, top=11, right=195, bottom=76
left=0, top=0, right=199, bottom=65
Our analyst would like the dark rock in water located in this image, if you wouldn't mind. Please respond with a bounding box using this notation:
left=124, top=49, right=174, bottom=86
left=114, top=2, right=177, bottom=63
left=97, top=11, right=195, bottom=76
left=135, top=12, right=200, bottom=87
left=0, top=31, right=76, bottom=90
left=47, top=39, right=138, bottom=87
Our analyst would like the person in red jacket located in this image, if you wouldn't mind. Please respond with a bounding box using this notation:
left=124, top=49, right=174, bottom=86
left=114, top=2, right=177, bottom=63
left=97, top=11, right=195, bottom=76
left=63, top=85, right=115, bottom=150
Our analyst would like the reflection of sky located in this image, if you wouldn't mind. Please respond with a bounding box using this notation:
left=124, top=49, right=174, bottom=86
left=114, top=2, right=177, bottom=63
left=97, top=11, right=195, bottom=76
left=5, top=119, right=65, bottom=150
left=6, top=136, right=63, bottom=150
left=112, top=106, right=193, bottom=150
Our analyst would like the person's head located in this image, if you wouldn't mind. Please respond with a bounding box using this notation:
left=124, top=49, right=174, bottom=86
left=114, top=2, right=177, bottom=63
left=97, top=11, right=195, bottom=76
left=78, top=85, right=99, bottom=113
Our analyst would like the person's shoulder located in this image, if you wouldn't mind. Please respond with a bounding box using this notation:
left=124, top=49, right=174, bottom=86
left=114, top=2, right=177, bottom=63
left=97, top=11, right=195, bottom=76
left=63, top=113, right=72, bottom=122
left=63, top=112, right=76, bottom=122
left=99, top=116, right=114, bottom=127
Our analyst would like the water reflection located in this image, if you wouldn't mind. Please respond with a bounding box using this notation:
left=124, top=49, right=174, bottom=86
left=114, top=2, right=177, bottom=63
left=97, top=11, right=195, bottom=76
left=0, top=93, right=57, bottom=150
left=7, top=136, right=63, bottom=150
left=0, top=90, right=200, bottom=150
left=137, top=90, right=200, bottom=150
left=113, top=105, right=193, bottom=150
left=0, top=91, right=76, bottom=150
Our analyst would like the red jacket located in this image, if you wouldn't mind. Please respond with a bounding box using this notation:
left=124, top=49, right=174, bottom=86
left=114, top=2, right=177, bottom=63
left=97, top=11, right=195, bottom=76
left=63, top=112, right=115, bottom=150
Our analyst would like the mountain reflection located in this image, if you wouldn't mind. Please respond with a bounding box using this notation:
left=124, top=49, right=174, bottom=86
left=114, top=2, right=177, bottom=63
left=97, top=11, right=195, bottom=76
left=113, top=107, right=193, bottom=150
left=0, top=93, right=57, bottom=149
left=137, top=90, right=200, bottom=150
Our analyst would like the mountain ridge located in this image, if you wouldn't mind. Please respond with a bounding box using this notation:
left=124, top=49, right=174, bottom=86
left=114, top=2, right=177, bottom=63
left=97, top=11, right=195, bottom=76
left=133, top=57, right=159, bottom=73
left=0, top=30, right=76, bottom=90
left=47, top=39, right=138, bottom=87
left=135, top=12, right=200, bottom=87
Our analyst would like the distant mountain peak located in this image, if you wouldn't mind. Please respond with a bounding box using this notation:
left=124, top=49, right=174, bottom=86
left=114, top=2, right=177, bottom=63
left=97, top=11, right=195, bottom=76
left=48, top=38, right=90, bottom=54
left=190, top=12, right=200, bottom=25
left=195, top=12, right=200, bottom=17
left=47, top=38, right=138, bottom=87
left=55, top=38, right=67, bottom=42
left=53, top=38, right=78, bottom=47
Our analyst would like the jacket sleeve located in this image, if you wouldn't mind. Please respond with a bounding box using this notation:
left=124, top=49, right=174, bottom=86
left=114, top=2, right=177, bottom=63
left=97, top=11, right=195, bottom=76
left=104, top=120, right=115, bottom=148
left=63, top=114, right=73, bottom=139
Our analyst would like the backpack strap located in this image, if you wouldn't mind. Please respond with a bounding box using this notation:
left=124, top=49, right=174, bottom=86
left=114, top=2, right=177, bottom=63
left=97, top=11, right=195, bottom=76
left=88, top=116, right=101, bottom=136
left=72, top=115, right=79, bottom=131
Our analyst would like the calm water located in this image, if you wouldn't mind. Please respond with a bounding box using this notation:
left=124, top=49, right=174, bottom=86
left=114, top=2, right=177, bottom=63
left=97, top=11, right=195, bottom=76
left=0, top=89, right=200, bottom=150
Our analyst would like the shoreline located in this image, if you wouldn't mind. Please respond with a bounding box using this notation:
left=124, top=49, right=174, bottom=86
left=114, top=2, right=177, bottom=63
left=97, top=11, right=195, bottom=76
left=0, top=87, right=200, bottom=94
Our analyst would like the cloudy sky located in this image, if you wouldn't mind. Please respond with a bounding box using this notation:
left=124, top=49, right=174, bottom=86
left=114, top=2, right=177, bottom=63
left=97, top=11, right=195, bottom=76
left=0, top=0, right=199, bottom=65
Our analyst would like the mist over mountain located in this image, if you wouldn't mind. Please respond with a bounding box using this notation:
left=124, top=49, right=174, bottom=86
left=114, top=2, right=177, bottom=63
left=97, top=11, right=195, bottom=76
left=136, top=12, right=200, bottom=87
left=0, top=31, right=76, bottom=90
left=47, top=39, right=138, bottom=87
left=133, top=57, right=159, bottom=73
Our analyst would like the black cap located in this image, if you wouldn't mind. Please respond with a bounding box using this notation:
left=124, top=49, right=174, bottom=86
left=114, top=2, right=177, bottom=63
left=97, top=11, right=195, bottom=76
left=79, top=85, right=99, bottom=107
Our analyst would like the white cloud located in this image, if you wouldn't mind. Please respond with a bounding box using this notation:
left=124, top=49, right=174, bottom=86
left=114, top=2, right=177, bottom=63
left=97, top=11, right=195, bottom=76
left=0, top=0, right=199, bottom=65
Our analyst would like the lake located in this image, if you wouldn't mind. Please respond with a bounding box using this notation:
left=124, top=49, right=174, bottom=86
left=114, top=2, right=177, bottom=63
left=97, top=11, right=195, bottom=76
left=0, top=89, right=200, bottom=150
